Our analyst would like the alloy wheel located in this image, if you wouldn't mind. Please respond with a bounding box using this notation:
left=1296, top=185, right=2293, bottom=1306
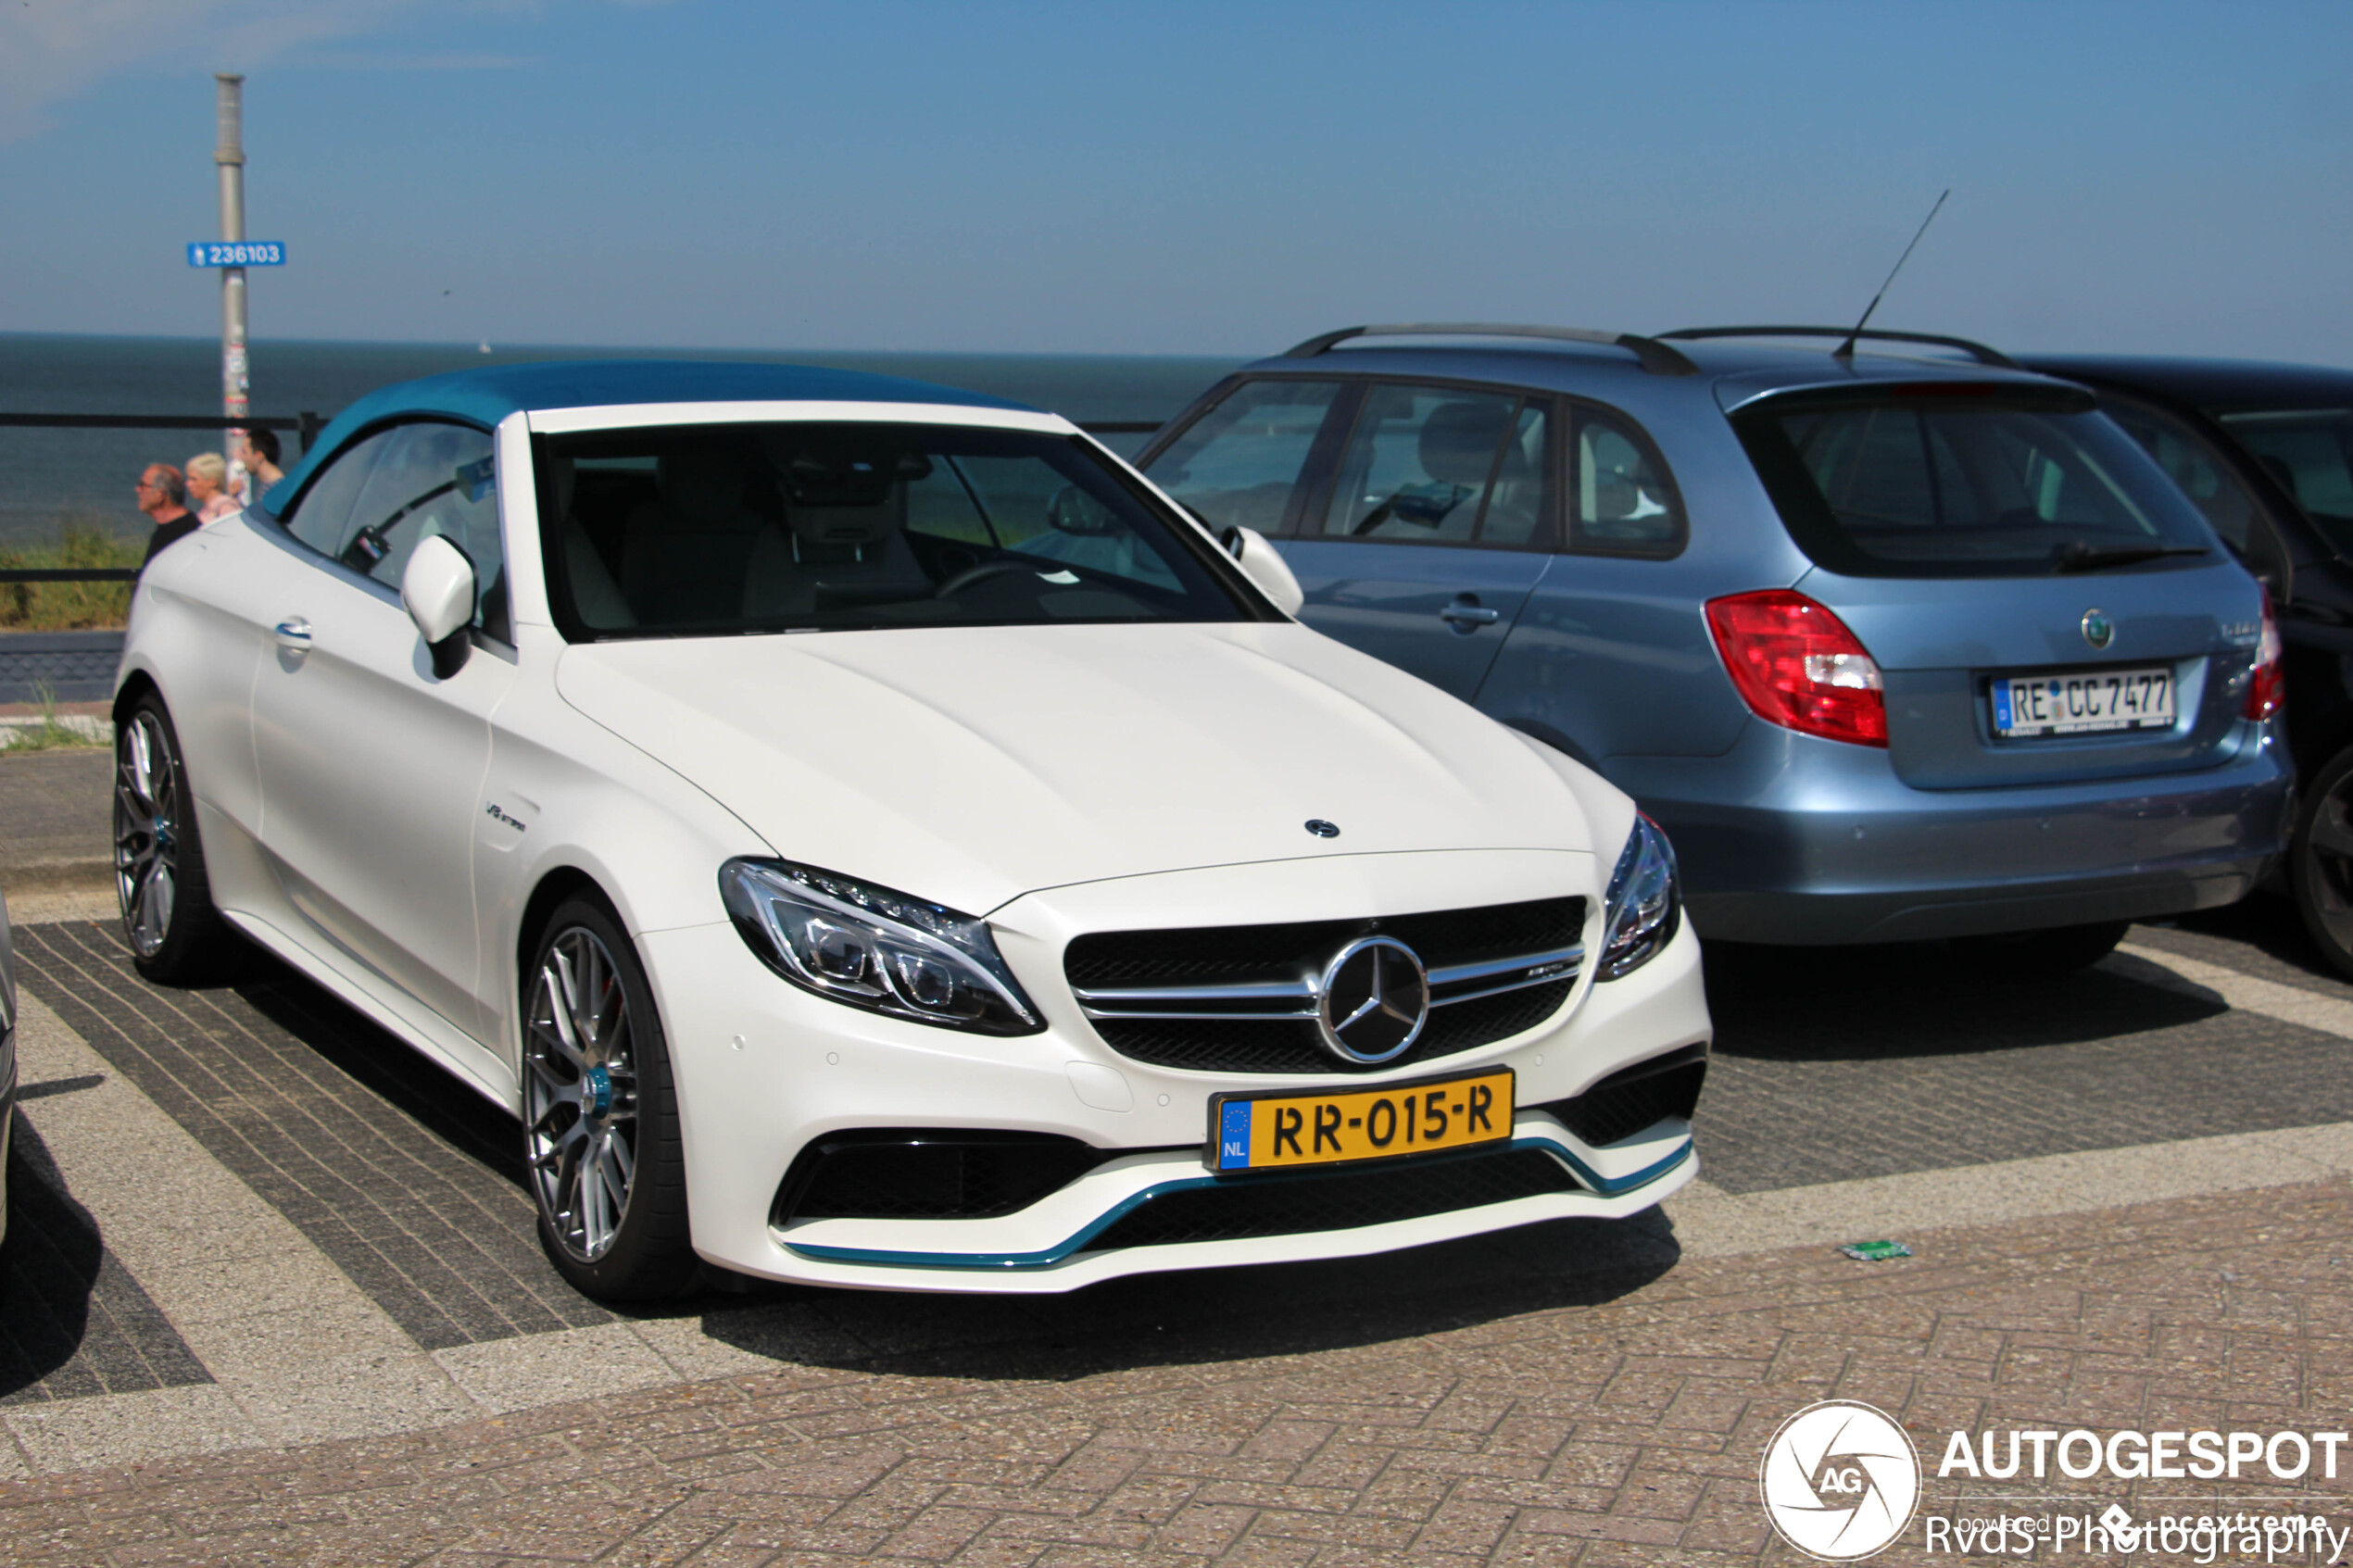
left=2303, top=771, right=2353, bottom=960
left=113, top=710, right=180, bottom=959
left=523, top=926, right=641, bottom=1261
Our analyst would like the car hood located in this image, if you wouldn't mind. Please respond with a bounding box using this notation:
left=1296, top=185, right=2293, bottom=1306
left=555, top=621, right=1592, bottom=916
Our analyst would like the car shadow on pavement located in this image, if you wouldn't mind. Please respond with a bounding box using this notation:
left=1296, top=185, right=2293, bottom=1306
left=1700, top=937, right=2228, bottom=1061
left=684, top=1207, right=1682, bottom=1380
left=230, top=964, right=532, bottom=1193
left=2154, top=892, right=2353, bottom=998
left=0, top=1111, right=211, bottom=1403
left=0, top=1115, right=102, bottom=1400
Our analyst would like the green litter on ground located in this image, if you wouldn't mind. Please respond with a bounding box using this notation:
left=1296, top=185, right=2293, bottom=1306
left=1839, top=1240, right=1913, bottom=1261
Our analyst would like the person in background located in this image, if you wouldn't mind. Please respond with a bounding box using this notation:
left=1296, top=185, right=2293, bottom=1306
left=183, top=452, right=239, bottom=522
left=136, top=463, right=198, bottom=569
left=233, top=428, right=284, bottom=505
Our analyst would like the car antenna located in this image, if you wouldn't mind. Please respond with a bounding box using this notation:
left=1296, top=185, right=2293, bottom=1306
left=1833, top=188, right=1950, bottom=360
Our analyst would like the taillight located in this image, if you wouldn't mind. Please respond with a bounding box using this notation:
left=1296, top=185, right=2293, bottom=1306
left=1705, top=589, right=1889, bottom=747
left=2245, top=583, right=2284, bottom=721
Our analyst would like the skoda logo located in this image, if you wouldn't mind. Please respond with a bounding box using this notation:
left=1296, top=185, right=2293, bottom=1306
left=2082, top=608, right=2115, bottom=650
left=1314, top=936, right=1430, bottom=1064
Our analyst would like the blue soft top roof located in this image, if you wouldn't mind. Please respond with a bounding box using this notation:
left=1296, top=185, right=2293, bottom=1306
left=273, top=358, right=1035, bottom=503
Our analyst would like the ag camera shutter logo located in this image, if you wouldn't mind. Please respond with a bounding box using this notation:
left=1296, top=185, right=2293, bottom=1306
left=1759, top=1399, right=1921, bottom=1560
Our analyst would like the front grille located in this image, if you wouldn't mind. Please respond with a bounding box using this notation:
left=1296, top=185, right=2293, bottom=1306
left=773, top=1131, right=1112, bottom=1223
left=1534, top=1046, right=1707, bottom=1148
left=1087, top=1145, right=1579, bottom=1250
left=1066, top=897, right=1585, bottom=1074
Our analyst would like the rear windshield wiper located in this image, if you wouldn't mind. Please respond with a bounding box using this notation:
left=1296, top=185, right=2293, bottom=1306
left=2052, top=541, right=2209, bottom=573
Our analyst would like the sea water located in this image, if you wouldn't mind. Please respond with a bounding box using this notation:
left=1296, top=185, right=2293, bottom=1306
left=0, top=332, right=1239, bottom=547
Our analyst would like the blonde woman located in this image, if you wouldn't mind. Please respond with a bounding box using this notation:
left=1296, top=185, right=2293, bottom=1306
left=184, top=452, right=239, bottom=522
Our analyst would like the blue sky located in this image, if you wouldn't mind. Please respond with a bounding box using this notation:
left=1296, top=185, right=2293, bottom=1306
left=3, top=0, right=2348, bottom=360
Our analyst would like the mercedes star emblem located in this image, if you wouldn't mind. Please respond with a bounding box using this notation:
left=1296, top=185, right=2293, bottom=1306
left=2082, top=608, right=2114, bottom=650
left=1315, top=935, right=1431, bottom=1065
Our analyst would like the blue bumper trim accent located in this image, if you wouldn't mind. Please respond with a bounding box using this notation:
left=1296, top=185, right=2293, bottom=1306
left=780, top=1131, right=1692, bottom=1273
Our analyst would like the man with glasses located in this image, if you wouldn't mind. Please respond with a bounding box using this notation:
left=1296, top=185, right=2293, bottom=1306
left=135, top=463, right=197, bottom=569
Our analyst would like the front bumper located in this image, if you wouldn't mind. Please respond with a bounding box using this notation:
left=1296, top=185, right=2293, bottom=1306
left=640, top=849, right=1710, bottom=1292
left=1612, top=722, right=2293, bottom=946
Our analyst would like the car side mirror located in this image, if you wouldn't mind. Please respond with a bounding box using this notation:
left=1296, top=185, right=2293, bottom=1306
left=1220, top=525, right=1303, bottom=618
left=402, top=533, right=476, bottom=679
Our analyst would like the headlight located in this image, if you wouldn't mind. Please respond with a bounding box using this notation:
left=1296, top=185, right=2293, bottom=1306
left=1600, top=814, right=1680, bottom=980
left=720, top=859, right=1041, bottom=1035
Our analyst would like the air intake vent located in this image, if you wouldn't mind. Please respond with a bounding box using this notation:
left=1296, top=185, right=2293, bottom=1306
left=1534, top=1046, right=1707, bottom=1148
left=772, top=1131, right=1112, bottom=1224
left=1088, top=1145, right=1579, bottom=1249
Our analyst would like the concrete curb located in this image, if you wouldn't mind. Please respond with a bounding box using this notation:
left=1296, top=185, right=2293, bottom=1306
left=0, top=716, right=112, bottom=746
left=1, top=859, right=115, bottom=897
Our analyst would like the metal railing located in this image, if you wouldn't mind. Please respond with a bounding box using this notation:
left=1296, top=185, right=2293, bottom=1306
left=0, top=413, right=1165, bottom=586
left=0, top=410, right=325, bottom=441
left=0, top=409, right=325, bottom=585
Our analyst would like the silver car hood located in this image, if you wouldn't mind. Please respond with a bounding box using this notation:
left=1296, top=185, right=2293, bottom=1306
left=555, top=621, right=1592, bottom=916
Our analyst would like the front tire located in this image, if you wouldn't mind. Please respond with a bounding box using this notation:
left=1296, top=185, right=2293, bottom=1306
left=2291, top=744, right=2353, bottom=981
left=522, top=897, right=697, bottom=1300
left=113, top=696, right=237, bottom=985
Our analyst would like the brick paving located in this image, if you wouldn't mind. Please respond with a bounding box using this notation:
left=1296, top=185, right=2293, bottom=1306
left=1698, top=935, right=2353, bottom=1194
left=5, top=1175, right=2352, bottom=1564
left=12, top=922, right=613, bottom=1356
left=19, top=904, right=2353, bottom=1355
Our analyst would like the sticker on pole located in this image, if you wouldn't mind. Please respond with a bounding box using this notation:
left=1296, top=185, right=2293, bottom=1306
left=1758, top=1399, right=1920, bottom=1560
left=186, top=242, right=286, bottom=267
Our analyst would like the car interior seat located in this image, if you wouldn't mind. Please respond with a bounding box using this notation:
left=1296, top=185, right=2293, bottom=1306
left=620, top=448, right=768, bottom=622
left=547, top=453, right=635, bottom=630
left=2259, top=454, right=2302, bottom=504
left=741, top=486, right=931, bottom=620
left=1407, top=399, right=1513, bottom=541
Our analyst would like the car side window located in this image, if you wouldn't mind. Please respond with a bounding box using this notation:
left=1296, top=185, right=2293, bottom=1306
left=1571, top=408, right=1685, bottom=558
left=336, top=423, right=509, bottom=638
left=1315, top=385, right=1548, bottom=547
left=2105, top=405, right=2260, bottom=553
left=1142, top=380, right=1345, bottom=535
left=276, top=427, right=398, bottom=556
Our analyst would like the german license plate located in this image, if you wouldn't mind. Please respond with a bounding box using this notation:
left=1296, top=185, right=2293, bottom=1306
left=1207, top=1068, right=1513, bottom=1173
left=1992, top=665, right=2174, bottom=737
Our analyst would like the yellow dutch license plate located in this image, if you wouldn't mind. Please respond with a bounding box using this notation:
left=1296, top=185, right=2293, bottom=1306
left=1206, top=1068, right=1514, bottom=1173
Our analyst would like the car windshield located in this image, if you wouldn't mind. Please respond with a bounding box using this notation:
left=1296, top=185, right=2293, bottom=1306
left=1736, top=394, right=2215, bottom=578
left=2217, top=408, right=2353, bottom=556
left=537, top=422, right=1255, bottom=639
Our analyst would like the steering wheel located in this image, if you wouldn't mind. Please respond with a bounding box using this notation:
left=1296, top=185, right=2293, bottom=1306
left=934, top=560, right=1035, bottom=598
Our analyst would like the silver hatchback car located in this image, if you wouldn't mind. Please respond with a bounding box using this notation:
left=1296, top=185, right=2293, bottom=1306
left=1135, top=325, right=2291, bottom=970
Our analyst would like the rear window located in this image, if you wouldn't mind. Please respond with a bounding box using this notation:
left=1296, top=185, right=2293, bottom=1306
left=1735, top=392, right=2215, bottom=578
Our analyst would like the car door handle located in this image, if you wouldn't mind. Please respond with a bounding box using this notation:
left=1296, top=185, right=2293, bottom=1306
left=273, top=618, right=313, bottom=650
left=1438, top=604, right=1501, bottom=626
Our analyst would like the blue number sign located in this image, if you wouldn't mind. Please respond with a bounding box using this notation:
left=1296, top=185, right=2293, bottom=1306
left=185, top=242, right=287, bottom=268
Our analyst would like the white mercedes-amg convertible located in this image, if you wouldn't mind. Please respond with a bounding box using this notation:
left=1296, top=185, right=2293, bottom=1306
left=112, top=360, right=1708, bottom=1299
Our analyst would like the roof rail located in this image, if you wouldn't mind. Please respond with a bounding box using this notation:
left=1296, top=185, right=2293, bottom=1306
left=1283, top=323, right=1700, bottom=377
left=1656, top=325, right=2021, bottom=370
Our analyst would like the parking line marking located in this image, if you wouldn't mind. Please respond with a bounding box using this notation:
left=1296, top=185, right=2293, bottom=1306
left=2111, top=941, right=2353, bottom=1038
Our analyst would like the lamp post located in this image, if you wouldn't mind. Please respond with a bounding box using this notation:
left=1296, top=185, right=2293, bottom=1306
left=215, top=73, right=248, bottom=458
